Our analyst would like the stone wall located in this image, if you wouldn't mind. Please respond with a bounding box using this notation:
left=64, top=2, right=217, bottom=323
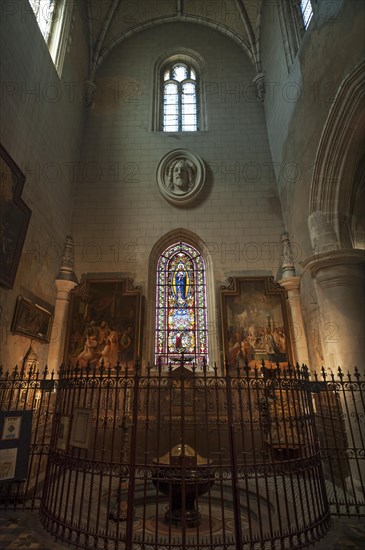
left=71, top=22, right=286, bottom=362
left=1, top=2, right=362, bottom=370
left=261, top=0, right=364, bottom=255
left=260, top=0, right=365, bottom=369
left=0, top=1, right=89, bottom=367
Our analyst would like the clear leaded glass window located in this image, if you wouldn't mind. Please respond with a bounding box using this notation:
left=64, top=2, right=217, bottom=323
left=299, top=0, right=313, bottom=29
left=29, top=0, right=57, bottom=43
left=155, top=242, right=208, bottom=366
left=162, top=63, right=198, bottom=132
left=29, top=0, right=73, bottom=77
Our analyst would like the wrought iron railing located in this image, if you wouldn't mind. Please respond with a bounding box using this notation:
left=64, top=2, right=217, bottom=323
left=0, top=362, right=364, bottom=549
left=311, top=367, right=364, bottom=517
left=0, top=365, right=57, bottom=509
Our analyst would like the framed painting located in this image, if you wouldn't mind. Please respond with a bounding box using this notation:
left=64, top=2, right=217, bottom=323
left=0, top=144, right=31, bottom=289
left=11, top=296, right=54, bottom=343
left=220, top=276, right=293, bottom=371
left=65, top=277, right=143, bottom=368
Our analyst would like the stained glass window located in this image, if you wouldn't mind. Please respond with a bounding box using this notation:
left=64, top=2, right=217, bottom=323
left=162, top=63, right=198, bottom=132
left=155, top=242, right=208, bottom=367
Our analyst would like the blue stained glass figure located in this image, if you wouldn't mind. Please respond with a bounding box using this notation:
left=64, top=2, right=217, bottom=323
left=175, top=263, right=187, bottom=300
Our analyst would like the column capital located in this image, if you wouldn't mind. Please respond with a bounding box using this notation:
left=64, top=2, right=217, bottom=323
left=301, top=249, right=365, bottom=286
left=280, top=232, right=296, bottom=278
left=56, top=235, right=78, bottom=284
left=55, top=278, right=78, bottom=294
left=278, top=276, right=301, bottom=293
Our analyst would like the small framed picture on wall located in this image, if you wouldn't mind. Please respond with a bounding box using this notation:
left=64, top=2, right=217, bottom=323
left=11, top=296, right=53, bottom=343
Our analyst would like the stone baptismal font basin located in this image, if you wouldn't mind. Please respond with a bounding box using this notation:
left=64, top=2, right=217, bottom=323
left=152, top=444, right=214, bottom=527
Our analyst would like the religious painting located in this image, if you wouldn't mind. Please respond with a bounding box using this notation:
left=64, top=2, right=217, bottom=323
left=11, top=296, right=54, bottom=343
left=65, top=277, right=143, bottom=368
left=220, top=277, right=292, bottom=371
left=0, top=144, right=31, bottom=289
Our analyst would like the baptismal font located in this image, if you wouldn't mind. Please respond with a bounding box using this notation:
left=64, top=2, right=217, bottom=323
left=153, top=444, right=214, bottom=527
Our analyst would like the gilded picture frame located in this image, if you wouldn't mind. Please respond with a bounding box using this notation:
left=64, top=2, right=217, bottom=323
left=65, top=276, right=143, bottom=368
left=220, top=276, right=293, bottom=371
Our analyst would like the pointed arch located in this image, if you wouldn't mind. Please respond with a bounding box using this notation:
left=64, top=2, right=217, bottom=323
left=152, top=49, right=206, bottom=132
left=93, top=17, right=254, bottom=79
left=309, top=61, right=365, bottom=246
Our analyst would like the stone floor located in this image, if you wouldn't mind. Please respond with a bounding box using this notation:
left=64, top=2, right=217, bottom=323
left=0, top=510, right=364, bottom=549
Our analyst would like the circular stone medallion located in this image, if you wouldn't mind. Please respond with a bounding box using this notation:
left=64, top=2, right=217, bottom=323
left=156, top=149, right=206, bottom=206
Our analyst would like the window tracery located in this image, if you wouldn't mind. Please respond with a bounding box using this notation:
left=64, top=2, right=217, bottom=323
left=162, top=62, right=198, bottom=132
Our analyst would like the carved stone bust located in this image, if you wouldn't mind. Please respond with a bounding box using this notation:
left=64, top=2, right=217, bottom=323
left=156, top=149, right=206, bottom=206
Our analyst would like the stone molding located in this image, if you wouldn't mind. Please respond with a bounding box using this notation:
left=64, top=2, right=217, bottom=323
left=280, top=232, right=296, bottom=278
left=278, top=276, right=301, bottom=294
left=309, top=61, right=365, bottom=241
left=252, top=72, right=265, bottom=103
left=301, top=249, right=365, bottom=288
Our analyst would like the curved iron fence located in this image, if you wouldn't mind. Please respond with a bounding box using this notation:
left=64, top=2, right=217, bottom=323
left=1, top=362, right=363, bottom=549
left=40, top=363, right=330, bottom=549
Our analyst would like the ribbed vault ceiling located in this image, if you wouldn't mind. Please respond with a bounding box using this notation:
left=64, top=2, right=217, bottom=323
left=86, top=0, right=263, bottom=79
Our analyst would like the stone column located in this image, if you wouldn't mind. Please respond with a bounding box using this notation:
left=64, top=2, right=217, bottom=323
left=302, top=249, right=365, bottom=496
left=47, top=236, right=77, bottom=372
left=279, top=276, right=309, bottom=366
left=278, top=232, right=309, bottom=366
left=302, top=249, right=365, bottom=370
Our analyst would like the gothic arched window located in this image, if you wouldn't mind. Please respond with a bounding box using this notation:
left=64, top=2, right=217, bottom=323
left=29, top=0, right=74, bottom=76
left=277, top=0, right=314, bottom=68
left=29, top=0, right=57, bottom=42
left=299, top=0, right=313, bottom=29
left=155, top=242, right=208, bottom=366
left=162, top=62, right=198, bottom=132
